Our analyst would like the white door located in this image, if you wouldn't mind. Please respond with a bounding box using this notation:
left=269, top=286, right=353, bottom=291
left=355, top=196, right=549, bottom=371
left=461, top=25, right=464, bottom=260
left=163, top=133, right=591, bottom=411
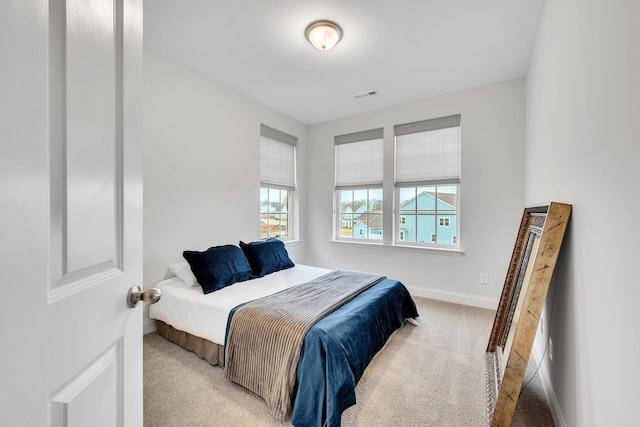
left=0, top=0, right=143, bottom=426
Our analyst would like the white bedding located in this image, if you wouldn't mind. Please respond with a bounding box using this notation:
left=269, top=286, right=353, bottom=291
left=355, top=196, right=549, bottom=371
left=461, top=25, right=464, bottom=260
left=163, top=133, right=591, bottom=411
left=149, top=264, right=331, bottom=345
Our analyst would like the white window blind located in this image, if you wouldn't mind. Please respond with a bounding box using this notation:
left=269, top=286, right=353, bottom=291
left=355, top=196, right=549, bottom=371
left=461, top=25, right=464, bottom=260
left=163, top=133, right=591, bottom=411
left=394, top=114, right=461, bottom=185
left=335, top=128, right=384, bottom=188
left=260, top=124, right=297, bottom=189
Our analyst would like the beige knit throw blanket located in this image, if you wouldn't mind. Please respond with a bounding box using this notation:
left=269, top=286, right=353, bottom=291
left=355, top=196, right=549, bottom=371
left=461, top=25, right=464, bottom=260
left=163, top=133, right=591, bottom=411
left=224, top=270, right=385, bottom=421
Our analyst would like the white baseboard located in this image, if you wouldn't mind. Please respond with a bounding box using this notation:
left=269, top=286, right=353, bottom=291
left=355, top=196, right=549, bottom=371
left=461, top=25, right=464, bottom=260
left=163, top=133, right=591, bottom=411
left=406, top=285, right=498, bottom=310
left=532, top=338, right=566, bottom=427
left=143, top=318, right=157, bottom=335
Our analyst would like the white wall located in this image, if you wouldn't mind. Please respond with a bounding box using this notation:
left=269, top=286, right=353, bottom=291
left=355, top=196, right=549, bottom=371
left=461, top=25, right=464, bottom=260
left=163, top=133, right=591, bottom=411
left=526, top=1, right=640, bottom=425
left=306, top=79, right=526, bottom=307
left=143, top=50, right=308, bottom=287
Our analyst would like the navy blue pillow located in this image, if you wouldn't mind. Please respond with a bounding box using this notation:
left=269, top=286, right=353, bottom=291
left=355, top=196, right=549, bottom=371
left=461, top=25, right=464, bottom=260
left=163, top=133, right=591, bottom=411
left=239, top=239, right=295, bottom=278
left=183, top=245, right=253, bottom=294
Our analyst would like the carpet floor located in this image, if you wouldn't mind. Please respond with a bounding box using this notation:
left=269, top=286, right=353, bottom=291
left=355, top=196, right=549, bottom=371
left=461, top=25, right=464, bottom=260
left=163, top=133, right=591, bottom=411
left=144, top=297, right=554, bottom=426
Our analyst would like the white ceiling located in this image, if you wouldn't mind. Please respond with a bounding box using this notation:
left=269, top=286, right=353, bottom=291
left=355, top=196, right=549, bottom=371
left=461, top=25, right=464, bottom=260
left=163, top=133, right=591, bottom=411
left=144, top=0, right=545, bottom=125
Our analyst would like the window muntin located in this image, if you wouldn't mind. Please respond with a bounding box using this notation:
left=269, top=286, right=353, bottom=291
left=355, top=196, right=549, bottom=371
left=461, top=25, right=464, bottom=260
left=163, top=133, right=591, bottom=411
left=260, top=186, right=290, bottom=240
left=337, top=188, right=383, bottom=241
left=396, top=184, right=458, bottom=246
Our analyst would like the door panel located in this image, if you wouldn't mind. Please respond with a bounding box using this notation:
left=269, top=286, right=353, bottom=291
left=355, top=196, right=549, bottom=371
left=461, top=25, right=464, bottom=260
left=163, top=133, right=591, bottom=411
left=50, top=343, right=120, bottom=427
left=64, top=0, right=117, bottom=275
left=49, top=0, right=122, bottom=298
left=0, top=0, right=143, bottom=426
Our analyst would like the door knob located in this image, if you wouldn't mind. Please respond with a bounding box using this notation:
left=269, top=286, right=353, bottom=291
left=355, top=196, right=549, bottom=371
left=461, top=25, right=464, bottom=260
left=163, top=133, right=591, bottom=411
left=127, top=285, right=161, bottom=308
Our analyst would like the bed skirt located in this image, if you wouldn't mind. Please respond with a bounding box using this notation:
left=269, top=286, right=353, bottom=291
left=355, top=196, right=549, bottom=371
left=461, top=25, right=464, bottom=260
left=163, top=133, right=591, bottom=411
left=155, top=320, right=224, bottom=367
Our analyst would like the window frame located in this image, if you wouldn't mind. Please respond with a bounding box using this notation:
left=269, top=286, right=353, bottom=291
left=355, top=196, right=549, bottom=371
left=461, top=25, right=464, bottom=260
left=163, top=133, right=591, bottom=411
left=394, top=184, right=460, bottom=249
left=329, top=115, right=463, bottom=253
left=260, top=124, right=297, bottom=241
left=335, top=186, right=384, bottom=242
left=260, top=185, right=292, bottom=241
left=334, top=128, right=384, bottom=243
left=393, top=114, right=461, bottom=249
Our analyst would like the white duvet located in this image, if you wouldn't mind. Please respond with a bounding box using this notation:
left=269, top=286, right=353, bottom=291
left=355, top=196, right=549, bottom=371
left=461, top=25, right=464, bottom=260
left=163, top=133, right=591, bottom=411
left=149, top=264, right=331, bottom=345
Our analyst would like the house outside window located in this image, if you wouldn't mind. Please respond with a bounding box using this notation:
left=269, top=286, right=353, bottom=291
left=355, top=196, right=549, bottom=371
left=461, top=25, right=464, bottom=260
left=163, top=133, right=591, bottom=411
left=394, top=114, right=461, bottom=247
left=335, top=128, right=384, bottom=242
left=260, top=124, right=296, bottom=240
left=338, top=188, right=383, bottom=240
left=260, top=186, right=290, bottom=240
left=397, top=185, right=457, bottom=244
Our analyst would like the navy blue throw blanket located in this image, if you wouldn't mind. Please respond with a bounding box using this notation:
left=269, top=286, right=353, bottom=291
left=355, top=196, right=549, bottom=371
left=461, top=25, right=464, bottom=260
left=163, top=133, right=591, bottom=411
left=226, top=277, right=418, bottom=427
left=291, top=278, right=418, bottom=426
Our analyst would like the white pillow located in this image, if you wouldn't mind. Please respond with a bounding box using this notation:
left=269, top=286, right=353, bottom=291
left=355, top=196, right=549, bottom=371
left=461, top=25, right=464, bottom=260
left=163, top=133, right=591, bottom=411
left=169, top=261, right=198, bottom=287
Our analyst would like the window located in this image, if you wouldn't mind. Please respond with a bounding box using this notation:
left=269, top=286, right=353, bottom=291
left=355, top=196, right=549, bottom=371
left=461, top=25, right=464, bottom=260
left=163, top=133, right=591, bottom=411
left=394, top=115, right=461, bottom=247
left=260, top=187, right=290, bottom=240
left=338, top=188, right=383, bottom=240
left=335, top=128, right=384, bottom=241
left=260, top=124, right=296, bottom=240
left=397, top=185, right=458, bottom=244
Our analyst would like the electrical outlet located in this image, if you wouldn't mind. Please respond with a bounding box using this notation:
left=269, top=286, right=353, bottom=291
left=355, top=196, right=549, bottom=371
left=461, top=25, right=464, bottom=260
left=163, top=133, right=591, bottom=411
left=548, top=337, right=554, bottom=362
left=323, top=254, right=329, bottom=263
left=479, top=273, right=489, bottom=285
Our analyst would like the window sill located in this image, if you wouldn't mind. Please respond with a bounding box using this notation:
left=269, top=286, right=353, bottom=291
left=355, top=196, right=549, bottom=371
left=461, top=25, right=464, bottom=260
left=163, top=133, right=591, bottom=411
left=330, top=240, right=465, bottom=256
left=283, top=239, right=303, bottom=248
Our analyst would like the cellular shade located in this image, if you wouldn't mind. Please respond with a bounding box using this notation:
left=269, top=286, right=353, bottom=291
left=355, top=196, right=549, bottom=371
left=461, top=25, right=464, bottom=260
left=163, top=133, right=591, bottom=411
left=260, top=124, right=297, bottom=189
left=394, top=114, right=461, bottom=185
left=335, top=128, right=384, bottom=188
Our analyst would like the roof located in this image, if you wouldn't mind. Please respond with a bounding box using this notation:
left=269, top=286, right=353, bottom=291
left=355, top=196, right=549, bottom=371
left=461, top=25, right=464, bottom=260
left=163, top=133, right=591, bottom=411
left=399, top=190, right=457, bottom=210
left=353, top=212, right=384, bottom=229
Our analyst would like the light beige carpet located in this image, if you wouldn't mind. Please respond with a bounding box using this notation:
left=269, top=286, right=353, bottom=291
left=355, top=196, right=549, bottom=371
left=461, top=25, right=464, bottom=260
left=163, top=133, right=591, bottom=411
left=144, top=297, right=554, bottom=426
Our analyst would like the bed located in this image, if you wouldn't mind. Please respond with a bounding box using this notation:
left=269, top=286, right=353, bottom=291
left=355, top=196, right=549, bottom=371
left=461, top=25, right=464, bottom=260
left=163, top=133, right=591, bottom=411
left=149, top=242, right=418, bottom=427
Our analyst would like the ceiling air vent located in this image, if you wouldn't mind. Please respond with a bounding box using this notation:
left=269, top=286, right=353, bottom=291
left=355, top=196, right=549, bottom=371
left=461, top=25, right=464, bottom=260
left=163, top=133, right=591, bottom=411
left=353, top=90, right=378, bottom=99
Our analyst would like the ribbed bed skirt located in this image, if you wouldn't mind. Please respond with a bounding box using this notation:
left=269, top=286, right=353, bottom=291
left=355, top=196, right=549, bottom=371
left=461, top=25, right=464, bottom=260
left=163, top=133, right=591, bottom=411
left=155, top=320, right=225, bottom=367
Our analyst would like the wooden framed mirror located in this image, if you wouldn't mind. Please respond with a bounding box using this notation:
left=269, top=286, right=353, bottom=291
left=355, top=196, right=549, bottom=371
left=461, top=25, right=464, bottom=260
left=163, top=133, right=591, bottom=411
left=485, top=202, right=572, bottom=426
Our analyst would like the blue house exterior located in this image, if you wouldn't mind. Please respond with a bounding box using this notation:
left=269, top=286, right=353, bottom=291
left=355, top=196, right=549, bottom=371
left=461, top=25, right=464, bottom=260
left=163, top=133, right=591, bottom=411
left=352, top=213, right=383, bottom=240
left=398, top=191, right=457, bottom=245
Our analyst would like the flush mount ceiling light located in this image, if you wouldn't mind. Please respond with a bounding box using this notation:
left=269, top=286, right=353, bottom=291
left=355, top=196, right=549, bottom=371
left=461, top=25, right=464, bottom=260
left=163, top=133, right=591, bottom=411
left=305, top=20, right=343, bottom=51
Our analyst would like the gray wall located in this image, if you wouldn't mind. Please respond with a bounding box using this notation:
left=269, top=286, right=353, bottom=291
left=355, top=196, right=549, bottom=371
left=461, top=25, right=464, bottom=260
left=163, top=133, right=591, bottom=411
left=144, top=51, right=526, bottom=310
left=306, top=79, right=526, bottom=307
left=525, top=0, right=640, bottom=425
left=143, top=50, right=308, bottom=287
